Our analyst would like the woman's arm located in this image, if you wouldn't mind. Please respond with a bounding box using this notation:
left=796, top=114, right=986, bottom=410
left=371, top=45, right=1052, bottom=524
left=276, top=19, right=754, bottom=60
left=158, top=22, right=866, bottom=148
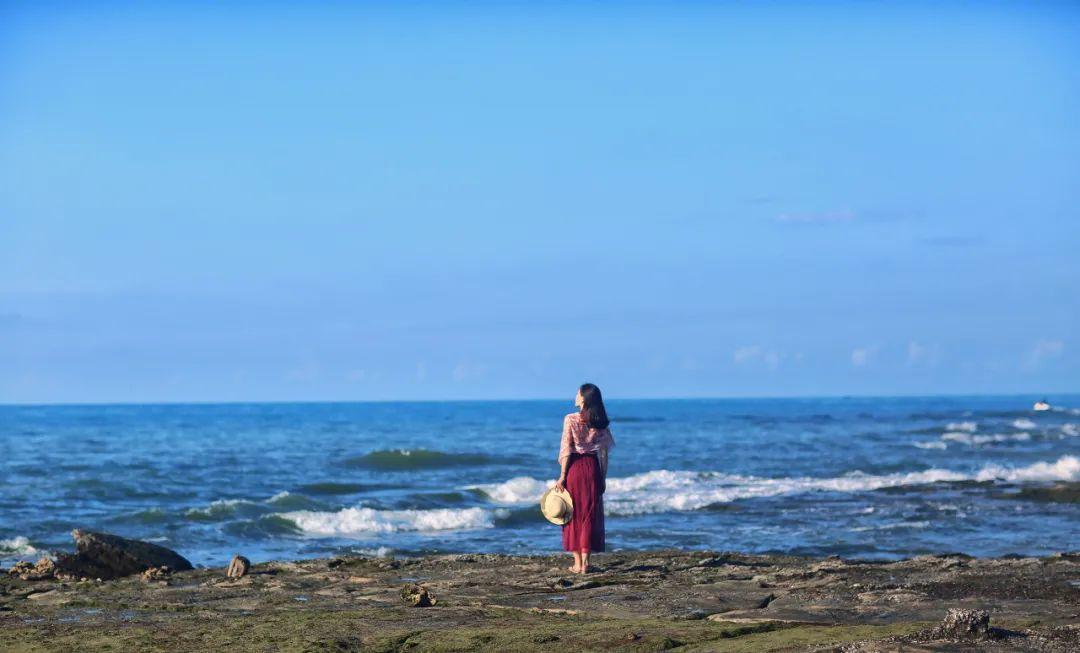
left=555, top=415, right=573, bottom=492
left=555, top=456, right=570, bottom=492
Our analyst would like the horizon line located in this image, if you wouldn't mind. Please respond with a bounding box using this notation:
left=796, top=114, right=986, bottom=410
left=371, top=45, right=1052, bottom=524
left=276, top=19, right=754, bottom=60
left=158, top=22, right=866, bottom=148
left=1, top=390, right=1076, bottom=409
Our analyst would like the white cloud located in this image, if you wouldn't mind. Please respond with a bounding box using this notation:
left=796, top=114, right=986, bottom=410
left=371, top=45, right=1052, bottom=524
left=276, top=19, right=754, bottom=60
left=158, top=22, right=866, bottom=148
left=906, top=341, right=941, bottom=366
left=733, top=345, right=763, bottom=364
left=1027, top=339, right=1064, bottom=367
left=733, top=345, right=782, bottom=370
left=851, top=346, right=878, bottom=368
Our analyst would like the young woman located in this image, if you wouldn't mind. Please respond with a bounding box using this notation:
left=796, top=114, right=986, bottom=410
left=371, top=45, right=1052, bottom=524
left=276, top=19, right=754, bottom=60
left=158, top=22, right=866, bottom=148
left=554, top=383, right=615, bottom=574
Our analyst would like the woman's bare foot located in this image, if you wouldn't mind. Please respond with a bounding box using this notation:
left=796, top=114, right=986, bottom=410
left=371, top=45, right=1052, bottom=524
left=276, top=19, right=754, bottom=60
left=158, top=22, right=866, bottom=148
left=567, top=564, right=580, bottom=573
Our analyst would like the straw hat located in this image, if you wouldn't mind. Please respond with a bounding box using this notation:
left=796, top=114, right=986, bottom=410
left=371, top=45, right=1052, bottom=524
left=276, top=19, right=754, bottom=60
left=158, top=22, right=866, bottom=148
left=540, top=486, right=574, bottom=525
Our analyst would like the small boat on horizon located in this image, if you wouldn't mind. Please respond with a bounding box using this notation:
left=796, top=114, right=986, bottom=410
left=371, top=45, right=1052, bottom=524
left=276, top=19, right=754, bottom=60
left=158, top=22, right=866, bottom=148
left=1033, top=399, right=1051, bottom=412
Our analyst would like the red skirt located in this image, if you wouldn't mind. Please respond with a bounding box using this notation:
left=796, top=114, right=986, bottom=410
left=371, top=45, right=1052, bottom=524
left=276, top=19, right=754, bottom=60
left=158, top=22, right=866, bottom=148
left=562, top=452, right=605, bottom=552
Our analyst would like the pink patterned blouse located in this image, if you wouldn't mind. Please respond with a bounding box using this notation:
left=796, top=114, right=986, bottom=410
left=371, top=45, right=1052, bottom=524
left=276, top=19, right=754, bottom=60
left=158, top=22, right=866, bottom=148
left=558, top=412, right=615, bottom=466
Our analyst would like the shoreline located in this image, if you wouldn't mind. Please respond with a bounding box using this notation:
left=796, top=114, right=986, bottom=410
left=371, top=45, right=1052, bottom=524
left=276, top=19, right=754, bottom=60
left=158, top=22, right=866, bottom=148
left=3, top=549, right=1078, bottom=652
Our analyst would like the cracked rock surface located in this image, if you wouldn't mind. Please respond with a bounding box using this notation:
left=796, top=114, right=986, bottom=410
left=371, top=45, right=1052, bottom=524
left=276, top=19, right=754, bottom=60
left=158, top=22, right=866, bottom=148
left=2, top=550, right=1078, bottom=651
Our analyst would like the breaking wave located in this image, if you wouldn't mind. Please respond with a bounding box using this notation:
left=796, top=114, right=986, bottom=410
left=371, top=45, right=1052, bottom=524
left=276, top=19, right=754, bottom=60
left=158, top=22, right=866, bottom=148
left=278, top=506, right=498, bottom=536
left=941, top=432, right=1031, bottom=446
left=279, top=456, right=1080, bottom=538
left=0, top=536, right=38, bottom=557
left=471, top=456, right=1080, bottom=517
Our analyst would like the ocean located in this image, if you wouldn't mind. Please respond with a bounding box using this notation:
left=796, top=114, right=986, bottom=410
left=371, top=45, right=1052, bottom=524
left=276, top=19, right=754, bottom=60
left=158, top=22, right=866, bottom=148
left=2, top=396, right=1078, bottom=568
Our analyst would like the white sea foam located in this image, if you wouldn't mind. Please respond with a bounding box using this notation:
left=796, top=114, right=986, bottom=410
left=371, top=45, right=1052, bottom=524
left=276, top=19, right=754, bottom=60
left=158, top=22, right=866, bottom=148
left=472, top=476, right=553, bottom=503
left=973, top=456, right=1080, bottom=482
left=278, top=506, right=497, bottom=536
left=1012, top=418, right=1037, bottom=430
left=941, top=432, right=1031, bottom=446
left=913, top=441, right=948, bottom=450
left=851, top=521, right=930, bottom=532
left=0, top=536, right=38, bottom=557
left=946, top=421, right=978, bottom=433
left=1062, top=424, right=1079, bottom=437
left=473, top=456, right=1080, bottom=517
left=350, top=546, right=393, bottom=557
left=280, top=456, right=1080, bottom=537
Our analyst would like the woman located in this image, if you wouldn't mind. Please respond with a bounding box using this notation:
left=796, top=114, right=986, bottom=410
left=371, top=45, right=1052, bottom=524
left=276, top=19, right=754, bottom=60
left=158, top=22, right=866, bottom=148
left=554, top=383, right=615, bottom=574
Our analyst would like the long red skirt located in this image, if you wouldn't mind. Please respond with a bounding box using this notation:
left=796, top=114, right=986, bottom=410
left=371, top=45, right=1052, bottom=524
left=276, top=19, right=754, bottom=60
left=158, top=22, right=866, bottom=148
left=562, top=453, right=605, bottom=552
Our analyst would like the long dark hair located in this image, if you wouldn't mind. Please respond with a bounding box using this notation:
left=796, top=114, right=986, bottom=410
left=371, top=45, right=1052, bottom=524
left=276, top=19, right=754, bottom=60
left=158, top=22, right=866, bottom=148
left=579, top=383, right=610, bottom=430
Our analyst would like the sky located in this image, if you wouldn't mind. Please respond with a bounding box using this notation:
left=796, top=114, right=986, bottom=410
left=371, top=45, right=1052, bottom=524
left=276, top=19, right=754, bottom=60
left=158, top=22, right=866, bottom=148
left=1, top=1, right=1078, bottom=403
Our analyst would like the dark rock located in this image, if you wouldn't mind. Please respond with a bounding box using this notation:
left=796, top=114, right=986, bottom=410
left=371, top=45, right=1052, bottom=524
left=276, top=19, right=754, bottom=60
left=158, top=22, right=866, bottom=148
left=930, top=608, right=993, bottom=639
left=54, top=529, right=193, bottom=580
left=141, top=566, right=172, bottom=582
left=227, top=555, right=251, bottom=578
left=755, top=593, right=777, bottom=609
left=400, top=583, right=436, bottom=607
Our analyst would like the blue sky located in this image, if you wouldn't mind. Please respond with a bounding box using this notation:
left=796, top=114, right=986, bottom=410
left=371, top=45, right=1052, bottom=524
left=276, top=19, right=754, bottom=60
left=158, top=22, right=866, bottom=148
left=1, top=1, right=1078, bottom=403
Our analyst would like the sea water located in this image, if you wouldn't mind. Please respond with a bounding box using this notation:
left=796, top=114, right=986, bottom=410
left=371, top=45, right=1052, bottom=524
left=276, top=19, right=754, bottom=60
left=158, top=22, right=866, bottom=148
left=2, top=396, right=1078, bottom=567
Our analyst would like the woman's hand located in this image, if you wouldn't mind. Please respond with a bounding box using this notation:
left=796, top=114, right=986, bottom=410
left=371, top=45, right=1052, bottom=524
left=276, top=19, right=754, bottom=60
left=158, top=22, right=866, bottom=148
left=554, top=478, right=566, bottom=493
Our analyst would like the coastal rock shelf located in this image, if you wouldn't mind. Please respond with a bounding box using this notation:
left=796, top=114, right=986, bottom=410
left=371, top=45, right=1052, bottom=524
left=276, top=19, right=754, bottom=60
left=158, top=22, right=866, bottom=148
left=2, top=550, right=1078, bottom=651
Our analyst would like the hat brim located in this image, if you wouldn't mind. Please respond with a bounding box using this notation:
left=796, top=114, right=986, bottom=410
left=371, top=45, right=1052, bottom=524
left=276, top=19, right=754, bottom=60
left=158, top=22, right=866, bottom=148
left=540, top=487, right=574, bottom=526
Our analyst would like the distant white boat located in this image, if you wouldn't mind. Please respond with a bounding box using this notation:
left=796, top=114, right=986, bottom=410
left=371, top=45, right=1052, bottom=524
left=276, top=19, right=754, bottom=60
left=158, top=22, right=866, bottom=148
left=1033, top=400, right=1051, bottom=412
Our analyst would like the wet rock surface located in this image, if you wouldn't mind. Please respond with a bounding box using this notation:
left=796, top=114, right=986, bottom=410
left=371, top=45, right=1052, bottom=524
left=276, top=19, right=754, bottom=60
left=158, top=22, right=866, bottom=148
left=54, top=530, right=194, bottom=581
left=1, top=550, right=1077, bottom=652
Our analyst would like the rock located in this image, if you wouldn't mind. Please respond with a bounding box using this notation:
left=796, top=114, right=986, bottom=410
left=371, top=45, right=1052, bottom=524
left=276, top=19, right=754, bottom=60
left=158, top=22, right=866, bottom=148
left=9, top=557, right=57, bottom=581
left=141, top=566, right=172, bottom=582
left=930, top=608, right=993, bottom=640
left=754, top=593, right=777, bottom=609
left=400, top=583, right=436, bottom=607
left=227, top=555, right=251, bottom=578
left=53, top=529, right=193, bottom=580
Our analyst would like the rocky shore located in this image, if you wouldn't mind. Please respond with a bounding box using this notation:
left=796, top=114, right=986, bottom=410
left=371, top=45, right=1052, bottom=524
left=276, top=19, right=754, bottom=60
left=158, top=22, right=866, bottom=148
left=1, top=534, right=1078, bottom=652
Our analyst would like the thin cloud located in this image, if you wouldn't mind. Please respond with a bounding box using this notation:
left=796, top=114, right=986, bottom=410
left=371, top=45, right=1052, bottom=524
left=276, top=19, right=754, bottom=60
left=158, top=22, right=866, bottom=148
left=918, top=236, right=984, bottom=247
left=775, top=208, right=915, bottom=225
left=733, top=345, right=782, bottom=370
left=775, top=210, right=856, bottom=224
left=1026, top=339, right=1064, bottom=368
left=851, top=346, right=879, bottom=368
left=906, top=341, right=942, bottom=366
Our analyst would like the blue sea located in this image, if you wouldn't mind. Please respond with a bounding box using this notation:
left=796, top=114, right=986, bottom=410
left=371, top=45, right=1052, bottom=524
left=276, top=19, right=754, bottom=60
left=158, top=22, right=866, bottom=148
left=2, top=396, right=1078, bottom=568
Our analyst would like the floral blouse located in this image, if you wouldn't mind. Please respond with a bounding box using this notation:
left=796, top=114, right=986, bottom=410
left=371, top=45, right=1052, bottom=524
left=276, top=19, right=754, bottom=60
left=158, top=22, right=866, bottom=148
left=558, top=412, right=615, bottom=466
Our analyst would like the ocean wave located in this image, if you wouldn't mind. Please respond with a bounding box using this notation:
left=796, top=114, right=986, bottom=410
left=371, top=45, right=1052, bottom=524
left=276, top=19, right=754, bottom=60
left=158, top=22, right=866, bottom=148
left=107, top=507, right=170, bottom=525
left=278, top=506, right=499, bottom=536
left=941, top=432, right=1031, bottom=446
left=1012, top=418, right=1037, bottom=430
left=471, top=456, right=1080, bottom=517
left=973, top=456, right=1080, bottom=482
left=223, top=515, right=303, bottom=539
left=946, top=421, right=978, bottom=433
left=274, top=456, right=1080, bottom=538
left=265, top=491, right=332, bottom=512
left=0, top=536, right=38, bottom=557
left=295, top=482, right=377, bottom=496
left=185, top=498, right=266, bottom=521
left=913, top=441, right=947, bottom=450
left=343, top=449, right=500, bottom=470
